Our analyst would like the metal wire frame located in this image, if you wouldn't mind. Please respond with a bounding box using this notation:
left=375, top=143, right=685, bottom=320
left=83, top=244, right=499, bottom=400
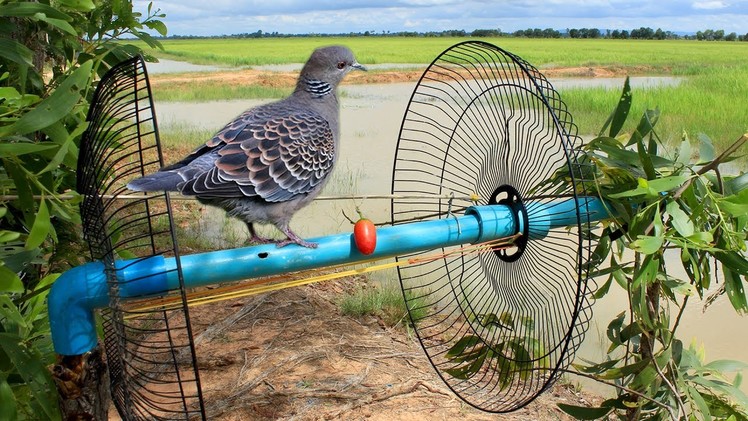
left=77, top=56, right=206, bottom=420
left=391, top=41, right=598, bottom=412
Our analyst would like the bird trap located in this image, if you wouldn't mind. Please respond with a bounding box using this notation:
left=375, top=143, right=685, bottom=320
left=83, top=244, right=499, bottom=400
left=50, top=41, right=604, bottom=419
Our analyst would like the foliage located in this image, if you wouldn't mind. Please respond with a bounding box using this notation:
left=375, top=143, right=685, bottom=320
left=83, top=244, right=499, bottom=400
left=443, top=311, right=549, bottom=391
left=557, top=78, right=748, bottom=420
left=0, top=1, right=166, bottom=418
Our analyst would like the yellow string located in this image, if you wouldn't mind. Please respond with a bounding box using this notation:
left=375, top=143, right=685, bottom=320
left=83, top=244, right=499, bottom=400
left=123, top=235, right=519, bottom=317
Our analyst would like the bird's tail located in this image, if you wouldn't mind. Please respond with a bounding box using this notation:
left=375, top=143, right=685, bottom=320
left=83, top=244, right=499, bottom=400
left=126, top=171, right=184, bottom=192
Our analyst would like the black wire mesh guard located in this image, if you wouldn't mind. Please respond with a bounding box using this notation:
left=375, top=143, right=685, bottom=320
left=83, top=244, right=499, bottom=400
left=77, top=56, right=205, bottom=420
left=391, top=41, right=597, bottom=412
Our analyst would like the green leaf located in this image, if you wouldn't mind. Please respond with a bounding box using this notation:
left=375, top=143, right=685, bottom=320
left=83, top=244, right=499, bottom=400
left=0, top=2, right=71, bottom=19
left=606, top=77, right=632, bottom=138
left=557, top=403, right=613, bottom=420
left=1, top=245, right=41, bottom=273
left=627, top=108, right=660, bottom=147
left=646, top=174, right=690, bottom=193
left=0, top=143, right=57, bottom=157
left=630, top=366, right=657, bottom=391
left=636, top=136, right=656, bottom=180
left=631, top=235, right=663, bottom=255
left=677, top=136, right=692, bottom=164
left=57, top=0, right=96, bottom=11
left=0, top=264, right=23, bottom=293
left=592, top=273, right=613, bottom=299
left=444, top=348, right=488, bottom=379
left=687, top=386, right=712, bottom=421
left=599, top=358, right=651, bottom=380
left=12, top=60, right=93, bottom=135
left=595, top=142, right=674, bottom=169
left=704, top=359, right=748, bottom=373
left=0, top=230, right=21, bottom=243
left=0, top=39, right=33, bottom=67
left=145, top=19, right=168, bottom=36
left=35, top=15, right=77, bottom=36
left=666, top=200, right=695, bottom=237
left=574, top=358, right=621, bottom=375
left=719, top=189, right=748, bottom=216
left=23, top=273, right=58, bottom=324
left=723, top=268, right=748, bottom=314
left=606, top=311, right=625, bottom=345
left=699, top=133, right=715, bottom=163
left=446, top=335, right=482, bottom=357
left=662, top=277, right=697, bottom=296
left=0, top=86, right=22, bottom=100
left=0, top=333, right=60, bottom=420
left=608, top=184, right=655, bottom=199
left=608, top=175, right=689, bottom=199
left=0, top=377, right=17, bottom=421
left=715, top=252, right=748, bottom=277
left=725, top=173, right=748, bottom=194
left=37, top=121, right=87, bottom=174
left=25, top=199, right=50, bottom=251
left=686, top=231, right=714, bottom=245
left=0, top=295, right=28, bottom=333
left=633, top=255, right=659, bottom=289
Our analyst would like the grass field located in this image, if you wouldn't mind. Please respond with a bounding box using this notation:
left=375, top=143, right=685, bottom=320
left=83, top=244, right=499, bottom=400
left=142, top=37, right=748, bottom=71
left=137, top=37, right=748, bottom=151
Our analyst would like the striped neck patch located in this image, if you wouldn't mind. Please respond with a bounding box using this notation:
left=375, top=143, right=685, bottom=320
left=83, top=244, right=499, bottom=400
left=303, top=78, right=332, bottom=97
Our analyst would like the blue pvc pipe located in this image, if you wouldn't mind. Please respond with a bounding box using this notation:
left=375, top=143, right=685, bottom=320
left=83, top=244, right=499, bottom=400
left=49, top=197, right=611, bottom=355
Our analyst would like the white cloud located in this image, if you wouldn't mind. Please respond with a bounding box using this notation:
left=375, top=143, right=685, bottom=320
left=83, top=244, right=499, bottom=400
left=692, top=1, right=729, bottom=9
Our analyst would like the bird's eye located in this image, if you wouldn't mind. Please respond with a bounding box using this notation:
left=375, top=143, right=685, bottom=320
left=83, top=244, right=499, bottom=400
left=337, top=61, right=346, bottom=70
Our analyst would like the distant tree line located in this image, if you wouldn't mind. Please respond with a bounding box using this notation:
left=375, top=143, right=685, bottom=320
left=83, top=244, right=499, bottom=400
left=166, top=27, right=748, bottom=41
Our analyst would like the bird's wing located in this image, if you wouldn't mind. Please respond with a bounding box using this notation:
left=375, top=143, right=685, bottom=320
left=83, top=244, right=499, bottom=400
left=158, top=108, right=258, bottom=172
left=179, top=108, right=335, bottom=202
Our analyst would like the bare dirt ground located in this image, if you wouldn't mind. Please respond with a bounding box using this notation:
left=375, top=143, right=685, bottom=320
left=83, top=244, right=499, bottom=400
left=149, top=64, right=659, bottom=89
left=181, top=276, right=601, bottom=420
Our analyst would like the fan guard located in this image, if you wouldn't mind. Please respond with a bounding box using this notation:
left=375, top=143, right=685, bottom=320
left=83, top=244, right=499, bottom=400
left=77, top=56, right=206, bottom=419
left=391, top=41, right=597, bottom=412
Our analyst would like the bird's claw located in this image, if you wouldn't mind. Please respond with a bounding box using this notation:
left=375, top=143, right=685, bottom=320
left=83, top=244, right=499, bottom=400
left=276, top=238, right=318, bottom=249
left=248, top=235, right=276, bottom=245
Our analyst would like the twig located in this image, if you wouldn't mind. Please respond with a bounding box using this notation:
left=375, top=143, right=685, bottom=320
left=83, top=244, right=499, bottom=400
left=651, top=355, right=685, bottom=420
left=321, top=378, right=452, bottom=419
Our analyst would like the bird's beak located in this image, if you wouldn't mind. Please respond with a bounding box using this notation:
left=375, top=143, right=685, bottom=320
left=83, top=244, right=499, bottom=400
left=351, top=61, right=367, bottom=72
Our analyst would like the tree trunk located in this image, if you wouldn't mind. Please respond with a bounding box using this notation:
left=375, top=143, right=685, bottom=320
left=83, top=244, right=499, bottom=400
left=51, top=344, right=110, bottom=420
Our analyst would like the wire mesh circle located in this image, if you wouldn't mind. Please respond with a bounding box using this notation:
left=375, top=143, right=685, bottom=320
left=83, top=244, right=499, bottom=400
left=391, top=41, right=596, bottom=412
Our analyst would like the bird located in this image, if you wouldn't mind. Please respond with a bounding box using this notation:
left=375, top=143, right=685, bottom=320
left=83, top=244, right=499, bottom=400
left=127, top=45, right=366, bottom=248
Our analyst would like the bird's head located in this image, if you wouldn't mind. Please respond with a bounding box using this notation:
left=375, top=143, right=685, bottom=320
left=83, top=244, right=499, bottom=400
left=300, top=45, right=366, bottom=87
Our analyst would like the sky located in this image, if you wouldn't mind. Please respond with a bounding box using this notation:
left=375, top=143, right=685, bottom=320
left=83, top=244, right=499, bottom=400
left=134, top=0, right=748, bottom=37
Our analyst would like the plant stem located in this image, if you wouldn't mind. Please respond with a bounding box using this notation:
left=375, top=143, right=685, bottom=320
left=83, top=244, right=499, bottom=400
left=558, top=368, right=678, bottom=420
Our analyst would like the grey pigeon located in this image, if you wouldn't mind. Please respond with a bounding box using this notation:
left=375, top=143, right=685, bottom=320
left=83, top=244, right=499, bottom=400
left=127, top=46, right=366, bottom=248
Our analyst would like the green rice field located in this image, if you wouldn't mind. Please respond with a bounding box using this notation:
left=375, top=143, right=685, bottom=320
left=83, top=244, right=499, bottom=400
left=136, top=37, right=748, bottom=151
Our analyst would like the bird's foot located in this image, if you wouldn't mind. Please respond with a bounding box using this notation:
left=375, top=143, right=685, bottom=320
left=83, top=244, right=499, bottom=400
left=276, top=238, right=318, bottom=249
left=276, top=229, right=318, bottom=248
left=248, top=235, right=276, bottom=245
left=274, top=226, right=317, bottom=248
